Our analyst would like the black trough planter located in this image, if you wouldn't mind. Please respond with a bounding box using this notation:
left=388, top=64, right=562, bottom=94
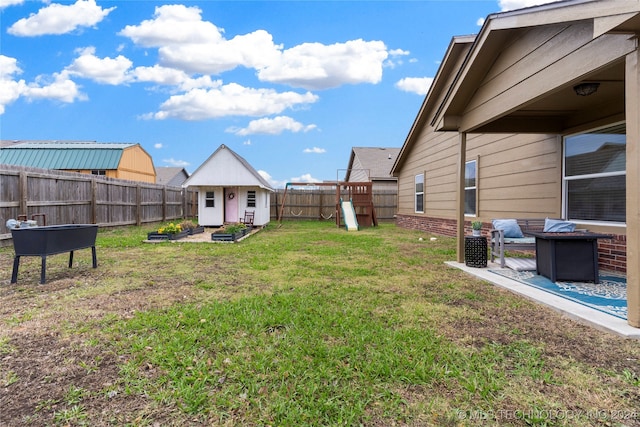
left=211, top=231, right=244, bottom=242
left=10, top=224, right=98, bottom=284
left=147, top=230, right=189, bottom=241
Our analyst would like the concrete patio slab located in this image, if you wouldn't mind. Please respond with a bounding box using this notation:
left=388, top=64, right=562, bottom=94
left=447, top=261, right=640, bottom=340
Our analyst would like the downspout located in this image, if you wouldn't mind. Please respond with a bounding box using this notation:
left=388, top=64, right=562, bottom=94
left=456, top=132, right=467, bottom=263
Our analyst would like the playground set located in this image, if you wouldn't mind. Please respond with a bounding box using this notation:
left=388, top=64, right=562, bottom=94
left=277, top=181, right=378, bottom=231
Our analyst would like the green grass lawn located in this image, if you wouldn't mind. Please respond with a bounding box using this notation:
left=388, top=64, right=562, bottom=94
left=1, top=220, right=639, bottom=426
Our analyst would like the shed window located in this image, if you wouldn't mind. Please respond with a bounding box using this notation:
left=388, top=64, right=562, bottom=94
left=415, top=174, right=424, bottom=213
left=464, top=160, right=477, bottom=216
left=91, top=170, right=106, bottom=176
left=205, top=191, right=215, bottom=208
left=563, top=123, right=625, bottom=223
left=247, top=190, right=256, bottom=208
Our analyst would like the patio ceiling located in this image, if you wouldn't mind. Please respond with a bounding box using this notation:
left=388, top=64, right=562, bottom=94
left=471, top=59, right=626, bottom=134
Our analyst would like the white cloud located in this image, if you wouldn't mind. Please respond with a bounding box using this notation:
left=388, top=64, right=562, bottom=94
left=66, top=47, right=133, bottom=85
left=154, top=143, right=163, bottom=149
left=119, top=5, right=280, bottom=75
left=118, top=4, right=393, bottom=91
left=385, top=48, right=410, bottom=69
left=162, top=158, right=190, bottom=167
left=0, top=55, right=85, bottom=114
left=303, top=147, right=326, bottom=154
left=257, top=39, right=388, bottom=90
left=25, top=72, right=85, bottom=103
left=0, top=56, right=27, bottom=114
left=477, top=17, right=486, bottom=26
left=498, top=0, right=562, bottom=11
left=290, top=173, right=321, bottom=183
left=7, top=0, right=115, bottom=36
left=0, top=0, right=24, bottom=10
left=227, top=116, right=317, bottom=136
left=258, top=170, right=287, bottom=189
left=119, top=5, right=222, bottom=47
left=395, top=77, right=433, bottom=95
left=147, top=83, right=319, bottom=121
left=243, top=139, right=252, bottom=145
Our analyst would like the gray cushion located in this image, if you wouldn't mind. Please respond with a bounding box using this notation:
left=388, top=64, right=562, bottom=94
left=492, top=219, right=524, bottom=238
left=543, top=218, right=576, bottom=232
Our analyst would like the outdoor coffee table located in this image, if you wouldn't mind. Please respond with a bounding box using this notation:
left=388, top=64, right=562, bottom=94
left=528, top=231, right=613, bottom=284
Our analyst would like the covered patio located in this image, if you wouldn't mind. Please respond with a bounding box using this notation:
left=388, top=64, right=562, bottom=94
left=431, top=0, right=640, bottom=329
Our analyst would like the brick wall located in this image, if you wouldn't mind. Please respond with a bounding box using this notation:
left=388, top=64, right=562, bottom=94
left=396, top=214, right=627, bottom=274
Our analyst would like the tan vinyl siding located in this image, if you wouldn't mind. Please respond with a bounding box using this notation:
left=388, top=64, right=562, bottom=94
left=397, top=130, right=560, bottom=222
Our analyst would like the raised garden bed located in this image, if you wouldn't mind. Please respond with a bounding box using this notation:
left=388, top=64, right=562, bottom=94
left=147, top=230, right=189, bottom=241
left=211, top=224, right=249, bottom=242
left=188, top=225, right=205, bottom=235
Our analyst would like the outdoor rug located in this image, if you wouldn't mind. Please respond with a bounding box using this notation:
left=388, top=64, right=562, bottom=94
left=489, top=269, right=627, bottom=320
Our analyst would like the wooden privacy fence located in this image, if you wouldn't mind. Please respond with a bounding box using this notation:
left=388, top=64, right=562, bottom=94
left=270, top=188, right=397, bottom=221
left=0, top=165, right=196, bottom=235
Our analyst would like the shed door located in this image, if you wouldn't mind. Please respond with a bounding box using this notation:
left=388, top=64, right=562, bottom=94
left=224, top=187, right=238, bottom=223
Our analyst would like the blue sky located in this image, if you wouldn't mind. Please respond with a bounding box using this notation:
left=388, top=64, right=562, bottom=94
left=0, top=0, right=559, bottom=187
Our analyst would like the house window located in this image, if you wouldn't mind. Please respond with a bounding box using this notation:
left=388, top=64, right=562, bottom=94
left=205, top=191, right=215, bottom=208
left=415, top=174, right=424, bottom=213
left=563, top=123, right=626, bottom=223
left=464, top=160, right=477, bottom=216
left=91, top=170, right=106, bottom=175
left=247, top=190, right=256, bottom=208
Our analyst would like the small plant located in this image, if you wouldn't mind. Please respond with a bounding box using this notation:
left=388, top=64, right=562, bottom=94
left=472, top=221, right=482, bottom=230
left=157, top=222, right=182, bottom=234
left=179, top=220, right=198, bottom=231
left=216, top=223, right=246, bottom=234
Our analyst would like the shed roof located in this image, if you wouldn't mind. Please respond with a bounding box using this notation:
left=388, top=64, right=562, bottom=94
left=182, top=144, right=274, bottom=191
left=0, top=140, right=136, bottom=170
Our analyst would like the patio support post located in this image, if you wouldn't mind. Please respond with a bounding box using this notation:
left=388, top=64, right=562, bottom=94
left=456, top=132, right=467, bottom=263
left=626, top=44, right=640, bottom=328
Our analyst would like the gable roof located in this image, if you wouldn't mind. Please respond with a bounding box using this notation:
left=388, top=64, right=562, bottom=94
left=182, top=144, right=274, bottom=191
left=156, top=167, right=189, bottom=186
left=392, top=0, right=639, bottom=174
left=0, top=140, right=137, bottom=170
left=433, top=0, right=638, bottom=133
left=345, top=147, right=400, bottom=181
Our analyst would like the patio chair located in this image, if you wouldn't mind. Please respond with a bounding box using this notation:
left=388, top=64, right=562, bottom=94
left=489, top=218, right=544, bottom=268
left=240, top=211, right=255, bottom=227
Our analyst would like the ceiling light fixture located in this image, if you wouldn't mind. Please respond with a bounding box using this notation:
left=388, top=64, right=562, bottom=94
left=573, top=82, right=600, bottom=96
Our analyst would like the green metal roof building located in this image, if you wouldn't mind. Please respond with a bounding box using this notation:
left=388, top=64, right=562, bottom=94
left=0, top=140, right=157, bottom=183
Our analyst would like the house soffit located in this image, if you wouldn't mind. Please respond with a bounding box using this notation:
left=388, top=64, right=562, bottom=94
left=435, top=0, right=639, bottom=134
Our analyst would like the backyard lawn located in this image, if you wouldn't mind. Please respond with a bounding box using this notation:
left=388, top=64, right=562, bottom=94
left=0, top=221, right=639, bottom=426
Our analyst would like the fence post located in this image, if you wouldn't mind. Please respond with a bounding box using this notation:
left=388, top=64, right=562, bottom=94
left=162, top=186, right=167, bottom=221
left=19, top=171, right=28, bottom=216
left=136, top=184, right=142, bottom=226
left=91, top=178, right=98, bottom=224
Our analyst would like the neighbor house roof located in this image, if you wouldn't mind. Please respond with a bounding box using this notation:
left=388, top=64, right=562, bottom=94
left=155, top=167, right=189, bottom=186
left=0, top=140, right=137, bottom=170
left=345, top=147, right=400, bottom=181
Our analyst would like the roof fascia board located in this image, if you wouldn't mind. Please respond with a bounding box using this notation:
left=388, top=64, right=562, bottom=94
left=594, top=12, right=640, bottom=37
left=489, top=0, right=639, bottom=32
